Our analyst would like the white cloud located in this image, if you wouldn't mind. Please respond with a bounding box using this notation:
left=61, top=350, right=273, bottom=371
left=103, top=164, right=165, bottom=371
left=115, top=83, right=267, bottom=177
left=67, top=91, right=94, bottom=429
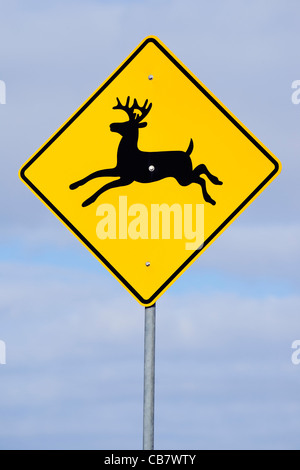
left=197, top=223, right=300, bottom=282
left=0, top=261, right=300, bottom=449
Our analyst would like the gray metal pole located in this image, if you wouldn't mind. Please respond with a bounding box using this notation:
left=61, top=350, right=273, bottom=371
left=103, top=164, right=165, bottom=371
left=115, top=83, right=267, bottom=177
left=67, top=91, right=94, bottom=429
left=143, top=303, right=156, bottom=450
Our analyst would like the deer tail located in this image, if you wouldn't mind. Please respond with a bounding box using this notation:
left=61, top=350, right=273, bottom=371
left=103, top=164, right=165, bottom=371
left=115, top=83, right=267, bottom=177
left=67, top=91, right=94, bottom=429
left=186, top=139, right=194, bottom=156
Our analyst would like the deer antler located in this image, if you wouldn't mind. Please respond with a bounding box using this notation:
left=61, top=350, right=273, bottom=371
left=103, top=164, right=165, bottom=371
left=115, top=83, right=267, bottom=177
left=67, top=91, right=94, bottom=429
left=113, top=97, right=135, bottom=120
left=132, top=98, right=152, bottom=123
left=113, top=97, right=152, bottom=123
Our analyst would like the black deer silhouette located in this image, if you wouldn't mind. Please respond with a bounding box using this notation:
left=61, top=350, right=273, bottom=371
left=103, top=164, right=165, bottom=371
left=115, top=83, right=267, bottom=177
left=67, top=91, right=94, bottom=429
left=70, top=97, right=222, bottom=207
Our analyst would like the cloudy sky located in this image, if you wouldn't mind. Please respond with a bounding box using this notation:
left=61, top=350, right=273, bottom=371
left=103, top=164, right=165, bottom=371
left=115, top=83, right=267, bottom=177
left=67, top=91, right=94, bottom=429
left=0, top=0, right=300, bottom=450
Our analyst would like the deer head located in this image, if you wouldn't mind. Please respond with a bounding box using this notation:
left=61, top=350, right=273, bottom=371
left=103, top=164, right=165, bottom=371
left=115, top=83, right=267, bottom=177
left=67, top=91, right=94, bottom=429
left=110, top=97, right=152, bottom=136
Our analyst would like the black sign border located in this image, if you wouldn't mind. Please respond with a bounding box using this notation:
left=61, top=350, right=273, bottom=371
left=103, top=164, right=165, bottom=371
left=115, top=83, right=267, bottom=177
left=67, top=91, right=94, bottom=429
left=20, top=37, right=280, bottom=306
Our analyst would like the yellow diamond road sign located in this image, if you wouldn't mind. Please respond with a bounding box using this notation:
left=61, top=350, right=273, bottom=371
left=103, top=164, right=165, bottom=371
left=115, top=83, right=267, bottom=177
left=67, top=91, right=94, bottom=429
left=19, top=36, right=281, bottom=306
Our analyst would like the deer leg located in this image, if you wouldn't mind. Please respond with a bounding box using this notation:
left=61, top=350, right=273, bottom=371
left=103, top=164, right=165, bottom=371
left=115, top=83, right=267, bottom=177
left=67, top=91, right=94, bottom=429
left=70, top=167, right=119, bottom=190
left=175, top=174, right=193, bottom=187
left=192, top=175, right=216, bottom=206
left=193, top=164, right=222, bottom=185
left=82, top=178, right=133, bottom=207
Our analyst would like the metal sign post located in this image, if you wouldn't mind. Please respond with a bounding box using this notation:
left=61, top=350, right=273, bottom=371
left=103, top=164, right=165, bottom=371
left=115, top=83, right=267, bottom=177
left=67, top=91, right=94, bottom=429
left=143, top=303, right=156, bottom=450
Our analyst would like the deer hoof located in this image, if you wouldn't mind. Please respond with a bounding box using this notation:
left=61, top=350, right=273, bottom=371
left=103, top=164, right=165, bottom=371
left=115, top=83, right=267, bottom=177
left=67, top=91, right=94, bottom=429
left=211, top=176, right=223, bottom=185
left=205, top=196, right=216, bottom=205
left=82, top=199, right=91, bottom=207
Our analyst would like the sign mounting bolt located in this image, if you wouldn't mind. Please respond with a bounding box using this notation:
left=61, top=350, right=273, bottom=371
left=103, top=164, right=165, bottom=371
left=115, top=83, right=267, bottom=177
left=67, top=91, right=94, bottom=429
left=148, top=75, right=154, bottom=80
left=145, top=262, right=151, bottom=267
left=149, top=165, right=155, bottom=172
